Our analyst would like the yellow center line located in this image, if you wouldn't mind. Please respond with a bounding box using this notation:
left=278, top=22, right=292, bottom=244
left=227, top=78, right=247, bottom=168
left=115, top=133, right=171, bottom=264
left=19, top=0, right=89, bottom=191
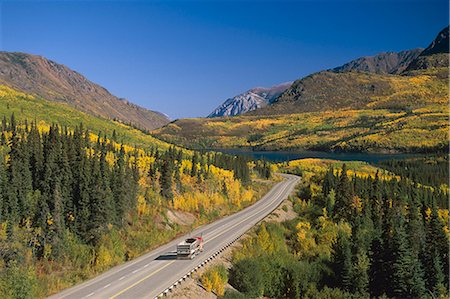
left=109, top=261, right=175, bottom=299
left=204, top=182, right=287, bottom=244
left=108, top=178, right=294, bottom=299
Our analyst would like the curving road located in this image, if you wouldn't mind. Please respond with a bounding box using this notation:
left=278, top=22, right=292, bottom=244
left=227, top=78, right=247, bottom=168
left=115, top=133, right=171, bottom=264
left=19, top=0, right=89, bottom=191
left=48, top=174, right=299, bottom=299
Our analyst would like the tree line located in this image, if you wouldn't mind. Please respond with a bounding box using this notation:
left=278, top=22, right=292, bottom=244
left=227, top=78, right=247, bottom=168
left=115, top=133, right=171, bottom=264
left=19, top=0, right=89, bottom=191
left=0, top=118, right=140, bottom=260
left=0, top=114, right=272, bottom=263
left=323, top=165, right=448, bottom=298
left=226, top=162, right=449, bottom=299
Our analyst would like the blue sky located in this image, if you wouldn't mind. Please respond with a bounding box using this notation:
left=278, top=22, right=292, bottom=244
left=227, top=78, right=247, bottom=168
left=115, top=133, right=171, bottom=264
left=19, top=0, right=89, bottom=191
left=1, top=0, right=448, bottom=119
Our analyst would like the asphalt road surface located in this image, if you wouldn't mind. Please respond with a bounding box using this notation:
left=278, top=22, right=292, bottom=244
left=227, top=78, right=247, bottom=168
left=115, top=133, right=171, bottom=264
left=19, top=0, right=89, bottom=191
left=48, top=174, right=300, bottom=299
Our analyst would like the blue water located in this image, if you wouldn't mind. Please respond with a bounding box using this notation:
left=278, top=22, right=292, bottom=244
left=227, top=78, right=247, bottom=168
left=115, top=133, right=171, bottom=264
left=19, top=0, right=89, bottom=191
left=215, top=149, right=420, bottom=163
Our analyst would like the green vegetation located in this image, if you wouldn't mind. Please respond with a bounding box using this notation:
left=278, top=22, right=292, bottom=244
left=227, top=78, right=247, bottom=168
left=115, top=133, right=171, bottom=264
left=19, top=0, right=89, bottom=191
left=375, top=155, right=449, bottom=188
left=153, top=68, right=448, bottom=153
left=200, top=265, right=228, bottom=296
left=0, top=85, right=171, bottom=150
left=0, top=88, right=274, bottom=298
left=223, top=158, right=449, bottom=298
left=255, top=68, right=448, bottom=115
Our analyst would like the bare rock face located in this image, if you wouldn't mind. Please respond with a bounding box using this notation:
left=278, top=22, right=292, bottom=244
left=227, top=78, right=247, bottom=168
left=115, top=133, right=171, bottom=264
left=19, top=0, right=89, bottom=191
left=208, top=82, right=292, bottom=117
left=420, top=26, right=449, bottom=56
left=331, top=48, right=423, bottom=75
left=405, top=26, right=449, bottom=72
left=0, top=52, right=170, bottom=130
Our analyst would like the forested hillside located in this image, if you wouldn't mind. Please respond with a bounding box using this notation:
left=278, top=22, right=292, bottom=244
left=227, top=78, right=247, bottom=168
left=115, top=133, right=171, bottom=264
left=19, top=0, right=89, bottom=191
left=0, top=89, right=273, bottom=297
left=219, top=158, right=449, bottom=298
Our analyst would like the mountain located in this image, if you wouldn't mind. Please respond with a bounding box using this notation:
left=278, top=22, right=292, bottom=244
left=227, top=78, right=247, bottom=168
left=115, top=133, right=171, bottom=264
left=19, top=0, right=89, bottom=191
left=419, top=26, right=449, bottom=56
left=405, top=26, right=449, bottom=72
left=0, top=52, right=170, bottom=130
left=152, top=68, right=448, bottom=153
left=153, top=27, right=449, bottom=153
left=251, top=26, right=449, bottom=117
left=207, top=82, right=292, bottom=117
left=331, top=49, right=423, bottom=74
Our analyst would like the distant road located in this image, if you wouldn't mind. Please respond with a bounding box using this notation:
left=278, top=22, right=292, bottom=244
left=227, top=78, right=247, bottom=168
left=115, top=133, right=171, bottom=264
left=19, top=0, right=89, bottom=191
left=49, top=174, right=300, bottom=299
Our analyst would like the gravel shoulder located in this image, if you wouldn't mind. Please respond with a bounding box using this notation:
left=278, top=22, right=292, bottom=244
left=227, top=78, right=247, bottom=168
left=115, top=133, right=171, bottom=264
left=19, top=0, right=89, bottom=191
left=167, top=197, right=297, bottom=298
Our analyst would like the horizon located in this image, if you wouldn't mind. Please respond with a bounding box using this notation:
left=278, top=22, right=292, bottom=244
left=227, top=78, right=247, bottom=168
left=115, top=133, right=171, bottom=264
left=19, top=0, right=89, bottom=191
left=1, top=0, right=448, bottom=119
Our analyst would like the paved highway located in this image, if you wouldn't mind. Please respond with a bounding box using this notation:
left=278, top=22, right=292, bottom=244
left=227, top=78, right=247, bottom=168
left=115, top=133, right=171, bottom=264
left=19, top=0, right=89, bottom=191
left=48, top=174, right=299, bottom=299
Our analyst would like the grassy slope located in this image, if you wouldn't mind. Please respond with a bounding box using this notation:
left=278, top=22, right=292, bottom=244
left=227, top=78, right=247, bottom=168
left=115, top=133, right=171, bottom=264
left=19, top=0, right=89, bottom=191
left=0, top=85, right=172, bottom=150
left=153, top=68, right=448, bottom=153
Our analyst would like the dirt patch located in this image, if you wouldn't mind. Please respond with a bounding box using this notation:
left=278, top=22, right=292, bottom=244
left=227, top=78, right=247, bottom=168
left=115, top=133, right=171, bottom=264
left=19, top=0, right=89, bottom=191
left=166, top=276, right=216, bottom=299
left=265, top=198, right=297, bottom=222
left=166, top=210, right=196, bottom=226
left=166, top=198, right=296, bottom=298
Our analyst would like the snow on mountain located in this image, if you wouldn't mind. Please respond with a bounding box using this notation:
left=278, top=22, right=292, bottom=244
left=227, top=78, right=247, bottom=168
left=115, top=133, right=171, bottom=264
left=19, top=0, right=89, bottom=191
left=208, top=82, right=292, bottom=117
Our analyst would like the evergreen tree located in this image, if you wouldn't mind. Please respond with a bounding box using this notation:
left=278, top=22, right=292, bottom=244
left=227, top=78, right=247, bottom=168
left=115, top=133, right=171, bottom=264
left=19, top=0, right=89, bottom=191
left=191, top=152, right=198, bottom=177
left=112, top=145, right=128, bottom=225
left=352, top=250, right=370, bottom=296
left=430, top=249, right=447, bottom=298
left=74, top=153, right=91, bottom=242
left=334, top=164, right=353, bottom=221
left=88, top=154, right=110, bottom=245
left=423, top=207, right=449, bottom=292
left=160, top=158, right=174, bottom=200
left=174, top=163, right=182, bottom=192
left=28, top=122, right=43, bottom=190
left=391, top=213, right=425, bottom=298
left=322, top=167, right=335, bottom=197
left=7, top=129, right=33, bottom=222
left=369, top=235, right=385, bottom=297
left=0, top=155, right=5, bottom=222
left=331, top=232, right=353, bottom=291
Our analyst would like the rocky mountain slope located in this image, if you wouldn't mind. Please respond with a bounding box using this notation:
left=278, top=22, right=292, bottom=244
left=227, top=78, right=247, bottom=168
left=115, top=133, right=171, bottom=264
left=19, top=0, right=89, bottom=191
left=331, top=48, right=423, bottom=74
left=250, top=26, right=449, bottom=117
left=405, top=26, right=449, bottom=72
left=0, top=52, right=169, bottom=130
left=207, top=82, right=292, bottom=117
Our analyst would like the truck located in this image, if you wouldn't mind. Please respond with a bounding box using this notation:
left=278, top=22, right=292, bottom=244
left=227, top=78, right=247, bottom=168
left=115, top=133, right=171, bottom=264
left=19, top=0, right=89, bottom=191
left=176, top=236, right=204, bottom=260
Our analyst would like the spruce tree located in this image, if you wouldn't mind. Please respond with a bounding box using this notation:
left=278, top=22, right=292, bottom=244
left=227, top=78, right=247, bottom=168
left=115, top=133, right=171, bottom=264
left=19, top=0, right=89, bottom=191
left=0, top=155, right=5, bottom=222
left=352, top=250, right=370, bottom=296
left=334, top=164, right=353, bottom=221
left=423, top=206, right=449, bottom=292
left=7, top=129, right=33, bottom=222
left=430, top=249, right=447, bottom=298
left=112, top=145, right=128, bottom=225
left=159, top=158, right=174, bottom=200
left=88, top=153, right=109, bottom=245
left=391, top=213, right=425, bottom=298
left=322, top=167, right=335, bottom=197
left=75, top=153, right=91, bottom=242
left=174, top=163, right=182, bottom=193
left=331, top=232, right=353, bottom=291
left=99, top=142, right=115, bottom=225
left=28, top=122, right=43, bottom=190
left=191, top=152, right=198, bottom=177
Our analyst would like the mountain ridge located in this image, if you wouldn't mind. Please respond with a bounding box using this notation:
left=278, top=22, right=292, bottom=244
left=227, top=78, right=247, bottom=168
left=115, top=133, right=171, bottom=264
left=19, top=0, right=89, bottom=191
left=405, top=26, right=449, bottom=72
left=0, top=51, right=170, bottom=130
left=252, top=26, right=449, bottom=116
left=153, top=26, right=449, bottom=153
left=207, top=81, right=292, bottom=117
left=331, top=48, right=423, bottom=74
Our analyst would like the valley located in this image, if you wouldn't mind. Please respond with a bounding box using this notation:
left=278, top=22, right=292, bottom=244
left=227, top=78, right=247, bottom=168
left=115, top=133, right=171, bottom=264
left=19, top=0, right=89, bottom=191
left=0, top=4, right=448, bottom=299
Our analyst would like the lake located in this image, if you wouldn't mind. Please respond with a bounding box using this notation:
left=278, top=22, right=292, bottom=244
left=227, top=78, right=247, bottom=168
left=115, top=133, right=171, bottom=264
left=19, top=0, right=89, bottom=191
left=214, top=149, right=421, bottom=163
